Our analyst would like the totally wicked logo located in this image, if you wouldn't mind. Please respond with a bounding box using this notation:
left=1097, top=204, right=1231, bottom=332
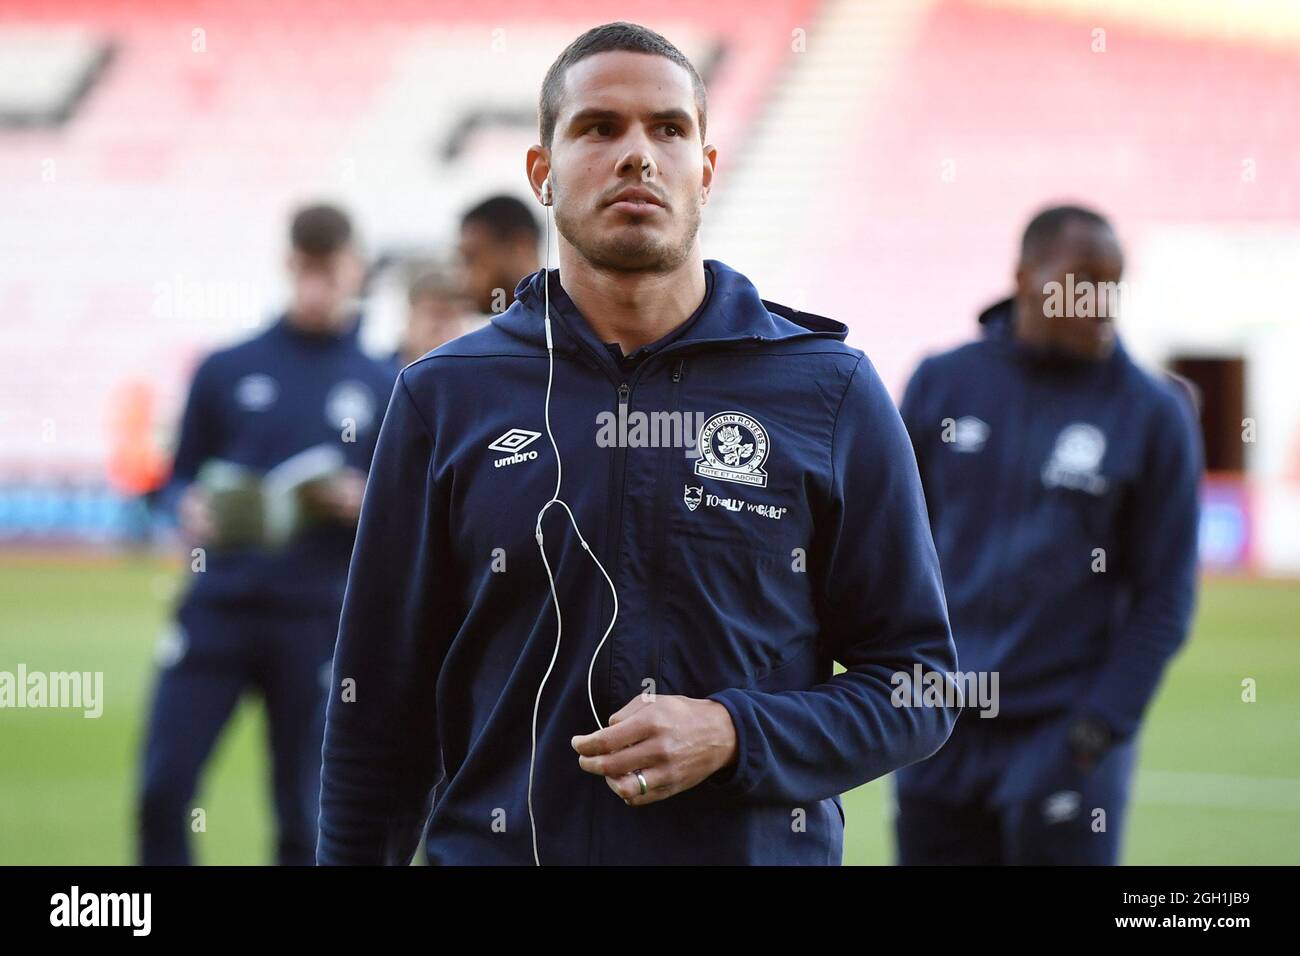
left=682, top=483, right=787, bottom=520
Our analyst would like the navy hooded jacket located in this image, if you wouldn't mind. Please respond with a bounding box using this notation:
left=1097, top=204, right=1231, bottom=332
left=897, top=299, right=1201, bottom=752
left=317, top=259, right=958, bottom=865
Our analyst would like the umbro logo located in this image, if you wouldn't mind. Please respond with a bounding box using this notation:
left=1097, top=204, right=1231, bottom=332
left=489, top=428, right=541, bottom=468
left=489, top=428, right=541, bottom=453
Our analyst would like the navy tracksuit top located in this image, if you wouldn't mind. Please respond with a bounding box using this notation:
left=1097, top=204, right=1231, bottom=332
left=318, top=259, right=960, bottom=865
left=165, top=315, right=396, bottom=611
left=899, top=300, right=1202, bottom=744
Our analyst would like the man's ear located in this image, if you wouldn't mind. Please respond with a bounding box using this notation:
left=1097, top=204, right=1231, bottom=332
left=700, top=145, right=718, bottom=203
left=525, top=145, right=551, bottom=205
left=1013, top=261, right=1030, bottom=301
left=343, top=247, right=366, bottom=292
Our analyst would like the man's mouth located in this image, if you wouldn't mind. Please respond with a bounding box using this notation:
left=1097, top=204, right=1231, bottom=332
left=608, top=202, right=662, bottom=218
left=606, top=187, right=665, bottom=215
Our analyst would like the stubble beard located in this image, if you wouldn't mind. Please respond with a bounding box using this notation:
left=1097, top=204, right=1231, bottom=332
left=555, top=198, right=701, bottom=275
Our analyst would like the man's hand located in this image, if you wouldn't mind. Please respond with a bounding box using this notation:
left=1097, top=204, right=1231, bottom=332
left=1066, top=714, right=1116, bottom=774
left=177, top=484, right=214, bottom=543
left=571, top=694, right=738, bottom=807
left=303, top=468, right=368, bottom=525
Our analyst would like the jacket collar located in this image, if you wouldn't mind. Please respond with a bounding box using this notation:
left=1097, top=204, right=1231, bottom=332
left=492, top=259, right=848, bottom=371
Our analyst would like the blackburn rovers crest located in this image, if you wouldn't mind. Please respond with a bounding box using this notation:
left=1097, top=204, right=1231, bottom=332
left=694, top=411, right=770, bottom=488
left=1042, top=422, right=1109, bottom=495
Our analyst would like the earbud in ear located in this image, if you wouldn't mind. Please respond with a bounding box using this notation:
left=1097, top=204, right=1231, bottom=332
left=540, top=178, right=553, bottom=206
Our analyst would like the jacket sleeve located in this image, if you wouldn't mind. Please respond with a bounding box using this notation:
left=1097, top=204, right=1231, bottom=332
left=1079, top=386, right=1203, bottom=739
left=703, top=355, right=959, bottom=803
left=317, top=370, right=455, bottom=865
left=157, top=355, right=222, bottom=516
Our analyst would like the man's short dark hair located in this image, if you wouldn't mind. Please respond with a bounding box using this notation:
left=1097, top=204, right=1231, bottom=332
left=1020, top=204, right=1113, bottom=262
left=290, top=203, right=353, bottom=256
left=539, top=21, right=707, bottom=149
left=461, top=195, right=540, bottom=243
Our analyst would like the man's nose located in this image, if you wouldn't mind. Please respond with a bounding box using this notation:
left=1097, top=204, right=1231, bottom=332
left=616, top=142, right=657, bottom=181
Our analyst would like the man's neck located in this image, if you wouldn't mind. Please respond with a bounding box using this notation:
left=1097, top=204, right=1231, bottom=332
left=1010, top=298, right=1047, bottom=350
left=284, top=309, right=350, bottom=338
left=557, top=245, right=707, bottom=354
left=1009, top=298, right=1114, bottom=368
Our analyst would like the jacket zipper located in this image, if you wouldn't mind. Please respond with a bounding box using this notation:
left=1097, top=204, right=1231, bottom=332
left=599, top=355, right=682, bottom=711
left=648, top=359, right=686, bottom=688
left=601, top=380, right=632, bottom=718
left=588, top=378, right=629, bottom=868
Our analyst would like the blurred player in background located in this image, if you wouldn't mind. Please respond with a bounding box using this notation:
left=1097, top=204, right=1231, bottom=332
left=138, top=204, right=395, bottom=865
left=894, top=204, right=1203, bottom=865
left=458, top=194, right=540, bottom=315
left=392, top=263, right=477, bottom=371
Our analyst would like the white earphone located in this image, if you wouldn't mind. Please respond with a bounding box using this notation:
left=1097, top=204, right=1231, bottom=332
left=527, top=170, right=619, bottom=866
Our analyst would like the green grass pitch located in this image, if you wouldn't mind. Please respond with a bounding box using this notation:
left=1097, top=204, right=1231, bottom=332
left=1, top=557, right=1296, bottom=865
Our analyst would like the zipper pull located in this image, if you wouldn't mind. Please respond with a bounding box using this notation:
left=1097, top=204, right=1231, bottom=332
left=671, top=360, right=684, bottom=383
left=618, top=382, right=630, bottom=406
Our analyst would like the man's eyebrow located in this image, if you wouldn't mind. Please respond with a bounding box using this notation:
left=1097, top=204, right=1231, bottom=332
left=566, top=107, right=696, bottom=129
left=648, top=108, right=694, bottom=127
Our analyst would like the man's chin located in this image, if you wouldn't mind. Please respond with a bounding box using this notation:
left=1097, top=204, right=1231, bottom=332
left=291, top=309, right=351, bottom=335
left=1067, top=337, right=1115, bottom=363
left=1089, top=327, right=1117, bottom=359
left=578, top=237, right=685, bottom=274
left=559, top=206, right=697, bottom=273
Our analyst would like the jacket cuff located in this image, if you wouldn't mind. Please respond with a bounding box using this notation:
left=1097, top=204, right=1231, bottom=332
left=702, top=690, right=760, bottom=798
left=1077, top=690, right=1141, bottom=742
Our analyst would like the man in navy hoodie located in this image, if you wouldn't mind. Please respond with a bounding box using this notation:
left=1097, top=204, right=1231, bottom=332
left=894, top=205, right=1203, bottom=865
left=318, top=22, right=958, bottom=866
left=139, top=204, right=395, bottom=864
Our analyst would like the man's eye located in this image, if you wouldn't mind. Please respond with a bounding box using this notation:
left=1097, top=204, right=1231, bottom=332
left=660, top=124, right=682, bottom=137
left=588, top=123, right=613, bottom=136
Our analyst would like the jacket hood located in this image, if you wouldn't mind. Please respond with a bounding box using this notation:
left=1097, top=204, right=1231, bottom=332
left=977, top=296, right=1015, bottom=339
left=492, top=259, right=848, bottom=362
